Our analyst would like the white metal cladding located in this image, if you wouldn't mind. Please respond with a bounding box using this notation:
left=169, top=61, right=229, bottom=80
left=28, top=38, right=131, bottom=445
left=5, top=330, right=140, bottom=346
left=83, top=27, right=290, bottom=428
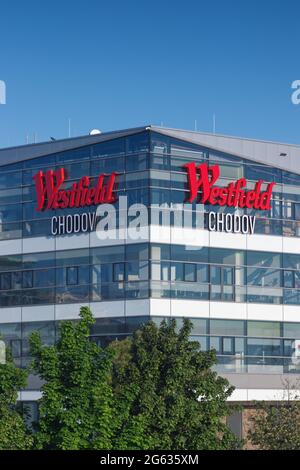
left=0, top=229, right=299, bottom=256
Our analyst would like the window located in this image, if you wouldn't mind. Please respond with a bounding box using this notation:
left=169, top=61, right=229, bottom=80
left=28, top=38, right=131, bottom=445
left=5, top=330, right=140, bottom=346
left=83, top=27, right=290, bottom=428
left=184, top=263, right=196, bottom=282
left=247, top=321, right=281, bottom=338
left=197, top=264, right=209, bottom=283
left=210, top=266, right=235, bottom=301
left=223, top=266, right=234, bottom=285
left=113, top=263, right=125, bottom=282
left=211, top=266, right=221, bottom=284
left=0, top=272, right=11, bottom=290
left=223, top=337, right=235, bottom=355
left=66, top=267, right=78, bottom=286
left=210, top=319, right=245, bottom=336
left=12, top=271, right=22, bottom=289
left=283, top=270, right=294, bottom=288
left=10, top=339, right=21, bottom=358
left=22, top=271, right=33, bottom=289
left=170, top=263, right=183, bottom=281
left=210, top=337, right=221, bottom=353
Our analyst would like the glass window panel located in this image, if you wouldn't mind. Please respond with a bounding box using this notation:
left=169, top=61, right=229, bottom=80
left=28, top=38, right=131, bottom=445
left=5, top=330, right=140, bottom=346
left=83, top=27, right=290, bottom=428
left=0, top=272, right=11, bottom=290
left=113, top=263, right=125, bottom=282
left=0, top=255, right=22, bottom=272
left=190, top=335, right=207, bottom=351
left=184, top=263, right=196, bottom=282
left=170, top=263, right=183, bottom=281
left=223, top=267, right=234, bottom=285
left=33, top=268, right=55, bottom=288
left=171, top=245, right=208, bottom=263
left=11, top=271, right=22, bottom=289
left=197, top=264, right=209, bottom=283
left=223, top=337, right=234, bottom=355
left=91, top=245, right=124, bottom=264
left=210, top=320, right=245, bottom=336
left=283, top=322, right=300, bottom=339
left=210, top=248, right=244, bottom=266
left=283, top=270, right=294, bottom=288
left=66, top=266, right=78, bottom=286
left=23, top=252, right=55, bottom=269
left=126, top=243, right=149, bottom=261
left=210, top=266, right=221, bottom=285
left=22, top=271, right=33, bottom=289
left=295, top=272, right=300, bottom=289
left=56, top=249, right=89, bottom=267
left=247, top=321, right=281, bottom=337
left=151, top=244, right=171, bottom=261
left=100, top=264, right=112, bottom=283
left=0, top=171, right=22, bottom=189
left=247, top=251, right=281, bottom=268
left=235, top=338, right=245, bottom=354
left=247, top=338, right=281, bottom=356
left=210, top=336, right=221, bottom=353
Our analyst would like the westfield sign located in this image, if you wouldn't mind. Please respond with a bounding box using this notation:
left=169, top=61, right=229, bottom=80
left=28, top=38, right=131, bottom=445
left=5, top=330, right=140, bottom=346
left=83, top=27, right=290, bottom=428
left=33, top=168, right=117, bottom=211
left=184, top=162, right=275, bottom=210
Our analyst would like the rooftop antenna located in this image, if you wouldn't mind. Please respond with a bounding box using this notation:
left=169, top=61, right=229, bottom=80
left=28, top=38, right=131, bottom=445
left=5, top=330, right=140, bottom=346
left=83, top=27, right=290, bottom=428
left=213, top=114, right=216, bottom=134
left=160, top=121, right=164, bottom=127
left=26, top=135, right=29, bottom=144
left=194, top=120, right=197, bottom=131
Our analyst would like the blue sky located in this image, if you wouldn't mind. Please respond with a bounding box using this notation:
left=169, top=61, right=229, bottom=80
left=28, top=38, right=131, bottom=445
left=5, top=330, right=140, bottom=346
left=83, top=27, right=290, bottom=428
left=1, top=0, right=300, bottom=148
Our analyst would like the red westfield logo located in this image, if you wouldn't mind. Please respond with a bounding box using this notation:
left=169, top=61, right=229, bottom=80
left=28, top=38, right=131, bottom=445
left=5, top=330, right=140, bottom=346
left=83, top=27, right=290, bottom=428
left=33, top=168, right=117, bottom=211
left=184, top=162, right=275, bottom=210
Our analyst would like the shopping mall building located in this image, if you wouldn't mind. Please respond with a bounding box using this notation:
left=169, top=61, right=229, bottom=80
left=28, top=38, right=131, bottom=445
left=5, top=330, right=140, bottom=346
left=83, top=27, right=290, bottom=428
left=1, top=125, right=300, bottom=435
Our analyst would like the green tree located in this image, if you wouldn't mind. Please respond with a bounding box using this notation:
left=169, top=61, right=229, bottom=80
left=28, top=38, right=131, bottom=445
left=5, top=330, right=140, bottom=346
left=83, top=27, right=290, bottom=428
left=29, top=306, right=114, bottom=450
left=110, top=318, right=241, bottom=450
left=249, top=398, right=300, bottom=450
left=0, top=349, right=33, bottom=449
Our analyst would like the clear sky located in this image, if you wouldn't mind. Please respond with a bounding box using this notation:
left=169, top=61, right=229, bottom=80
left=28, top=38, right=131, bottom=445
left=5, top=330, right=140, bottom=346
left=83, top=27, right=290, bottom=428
left=1, top=0, right=300, bottom=148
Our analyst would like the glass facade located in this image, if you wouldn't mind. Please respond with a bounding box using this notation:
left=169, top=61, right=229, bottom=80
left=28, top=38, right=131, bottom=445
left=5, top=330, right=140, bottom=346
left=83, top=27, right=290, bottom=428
left=1, top=129, right=300, bottom=380
left=1, top=316, right=300, bottom=375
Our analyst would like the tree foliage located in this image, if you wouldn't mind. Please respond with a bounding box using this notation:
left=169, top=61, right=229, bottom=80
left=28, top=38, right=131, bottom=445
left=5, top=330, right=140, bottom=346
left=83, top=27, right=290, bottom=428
left=249, top=399, right=300, bottom=450
left=0, top=351, right=33, bottom=450
left=28, top=309, right=240, bottom=450
left=110, top=318, right=241, bottom=450
left=29, top=306, right=114, bottom=450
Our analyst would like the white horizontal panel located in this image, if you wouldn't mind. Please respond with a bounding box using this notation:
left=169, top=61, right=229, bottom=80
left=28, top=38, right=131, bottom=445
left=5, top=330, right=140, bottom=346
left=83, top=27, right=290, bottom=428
left=22, top=305, right=55, bottom=322
left=247, top=234, right=282, bottom=252
left=55, top=302, right=90, bottom=320
left=227, top=389, right=248, bottom=401
left=171, top=227, right=209, bottom=247
left=89, top=301, right=125, bottom=318
left=210, top=301, right=247, bottom=319
left=18, top=391, right=42, bottom=401
left=247, top=388, right=300, bottom=401
left=0, top=238, right=22, bottom=256
left=247, top=303, right=283, bottom=321
left=150, top=298, right=171, bottom=316
left=0, top=307, right=22, bottom=323
left=227, top=388, right=300, bottom=402
left=210, top=231, right=247, bottom=250
left=22, top=236, right=55, bottom=254
left=55, top=233, right=89, bottom=250
left=170, top=299, right=209, bottom=318
left=2, top=229, right=300, bottom=257
left=150, top=225, right=170, bottom=244
left=283, top=305, right=300, bottom=322
left=125, top=299, right=150, bottom=316
left=282, top=236, right=300, bottom=254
